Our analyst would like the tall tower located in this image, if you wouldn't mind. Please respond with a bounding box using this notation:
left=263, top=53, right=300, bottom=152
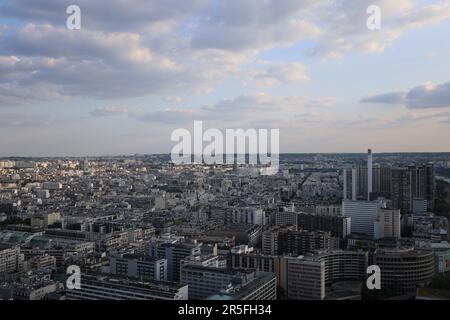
left=352, top=168, right=357, bottom=201
left=367, top=149, right=373, bottom=200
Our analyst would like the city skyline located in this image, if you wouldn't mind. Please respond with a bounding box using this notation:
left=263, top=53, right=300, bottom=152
left=1, top=0, right=450, bottom=156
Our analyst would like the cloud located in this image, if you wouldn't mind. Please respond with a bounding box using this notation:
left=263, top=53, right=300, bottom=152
left=310, top=0, right=450, bottom=58
left=361, top=92, right=406, bottom=104
left=93, top=92, right=335, bottom=127
left=0, top=0, right=209, bottom=32
left=1, top=0, right=450, bottom=107
left=246, top=62, right=310, bottom=87
left=361, top=81, right=450, bottom=109
left=0, top=113, right=55, bottom=128
left=90, top=107, right=129, bottom=117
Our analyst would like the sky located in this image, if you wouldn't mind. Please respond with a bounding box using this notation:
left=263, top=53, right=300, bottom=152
left=0, top=0, right=450, bottom=156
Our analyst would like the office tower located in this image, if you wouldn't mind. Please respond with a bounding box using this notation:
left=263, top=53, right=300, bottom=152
left=375, top=209, right=400, bottom=239
left=352, top=168, right=357, bottom=200
left=343, top=168, right=348, bottom=200
left=110, top=254, right=167, bottom=281
left=149, top=241, right=201, bottom=282
left=342, top=200, right=381, bottom=238
left=296, top=213, right=351, bottom=239
left=367, top=149, right=373, bottom=200
left=180, top=264, right=275, bottom=300
left=66, top=274, right=188, bottom=300
left=277, top=230, right=332, bottom=256
left=351, top=163, right=435, bottom=214
left=373, top=248, right=435, bottom=294
left=391, top=165, right=435, bottom=214
left=372, top=166, right=392, bottom=199
left=343, top=168, right=359, bottom=201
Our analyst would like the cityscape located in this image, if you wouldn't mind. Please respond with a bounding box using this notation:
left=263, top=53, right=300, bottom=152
left=1, top=0, right=450, bottom=310
left=0, top=151, right=450, bottom=301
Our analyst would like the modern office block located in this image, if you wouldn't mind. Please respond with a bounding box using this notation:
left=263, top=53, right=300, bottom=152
left=110, top=254, right=167, bottom=281
left=342, top=200, right=381, bottom=238
left=149, top=241, right=201, bottom=282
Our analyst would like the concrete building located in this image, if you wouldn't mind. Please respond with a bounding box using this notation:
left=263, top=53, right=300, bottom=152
left=180, top=264, right=275, bottom=300
left=0, top=243, right=24, bottom=273
left=262, top=225, right=295, bottom=255
left=226, top=208, right=266, bottom=225
left=210, top=224, right=262, bottom=248
left=66, top=274, right=188, bottom=300
left=287, top=257, right=325, bottom=300
left=342, top=200, right=381, bottom=238
left=110, top=254, right=167, bottom=281
left=375, top=209, right=400, bottom=239
left=278, top=229, right=332, bottom=256
left=286, top=250, right=368, bottom=300
left=296, top=213, right=351, bottom=239
left=149, top=241, right=201, bottom=282
left=207, top=272, right=277, bottom=300
left=373, top=248, right=435, bottom=294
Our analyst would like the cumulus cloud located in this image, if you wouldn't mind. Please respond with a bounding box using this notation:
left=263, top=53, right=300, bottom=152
left=361, top=81, right=450, bottom=109
left=0, top=0, right=449, bottom=107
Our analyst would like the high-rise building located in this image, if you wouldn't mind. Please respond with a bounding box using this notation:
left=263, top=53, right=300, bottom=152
left=391, top=165, right=435, bottom=214
left=351, top=163, right=435, bottom=213
left=368, top=149, right=373, bottom=200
